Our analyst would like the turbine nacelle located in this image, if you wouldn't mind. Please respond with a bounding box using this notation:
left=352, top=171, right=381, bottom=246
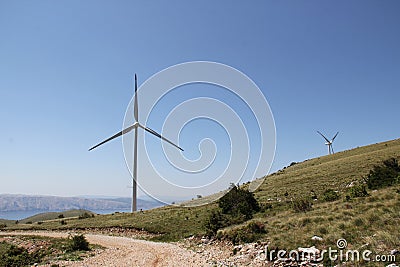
left=317, top=131, right=339, bottom=155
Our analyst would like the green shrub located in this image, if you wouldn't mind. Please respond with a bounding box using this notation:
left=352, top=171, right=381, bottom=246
left=349, top=184, right=369, bottom=198
left=260, top=203, right=273, bottom=212
left=0, top=242, right=41, bottom=267
left=67, top=234, right=90, bottom=252
left=247, top=221, right=267, bottom=234
left=218, top=184, right=260, bottom=219
left=292, top=196, right=313, bottom=212
left=353, top=218, right=364, bottom=227
left=365, top=158, right=400, bottom=189
left=204, top=210, right=227, bottom=237
left=78, top=212, right=93, bottom=219
left=321, top=189, right=340, bottom=202
left=204, top=184, right=261, bottom=237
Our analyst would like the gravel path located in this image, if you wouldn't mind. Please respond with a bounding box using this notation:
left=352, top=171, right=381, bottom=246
left=0, top=231, right=208, bottom=267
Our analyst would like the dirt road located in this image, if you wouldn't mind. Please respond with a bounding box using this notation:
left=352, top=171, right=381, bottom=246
left=0, top=231, right=208, bottom=267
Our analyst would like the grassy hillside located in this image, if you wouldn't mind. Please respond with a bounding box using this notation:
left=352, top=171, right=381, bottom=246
left=256, top=138, right=400, bottom=201
left=18, top=209, right=95, bottom=224
left=0, top=219, right=13, bottom=228
left=3, top=138, right=400, bottom=264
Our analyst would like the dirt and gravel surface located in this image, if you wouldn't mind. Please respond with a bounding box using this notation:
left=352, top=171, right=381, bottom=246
left=0, top=231, right=330, bottom=266
left=0, top=231, right=209, bottom=267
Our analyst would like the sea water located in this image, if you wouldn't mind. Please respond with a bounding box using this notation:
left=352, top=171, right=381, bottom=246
left=0, top=209, right=132, bottom=220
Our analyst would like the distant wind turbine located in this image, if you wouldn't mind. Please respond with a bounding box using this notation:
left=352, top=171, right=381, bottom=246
left=317, top=131, right=339, bottom=155
left=89, top=74, right=184, bottom=212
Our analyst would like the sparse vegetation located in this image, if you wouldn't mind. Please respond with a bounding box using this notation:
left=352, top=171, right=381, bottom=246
left=219, top=220, right=267, bottom=244
left=0, top=242, right=41, bottom=267
left=0, top=235, right=96, bottom=266
left=19, top=209, right=95, bottom=224
left=2, top=138, right=400, bottom=266
left=78, top=212, right=94, bottom=220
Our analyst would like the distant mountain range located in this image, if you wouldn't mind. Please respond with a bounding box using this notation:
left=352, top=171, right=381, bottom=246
left=0, top=194, right=164, bottom=212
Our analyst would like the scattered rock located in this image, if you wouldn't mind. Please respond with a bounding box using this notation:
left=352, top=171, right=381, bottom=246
left=311, top=235, right=323, bottom=241
left=200, top=237, right=210, bottom=243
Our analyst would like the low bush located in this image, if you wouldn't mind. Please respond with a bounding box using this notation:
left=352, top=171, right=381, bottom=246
left=222, top=221, right=267, bottom=244
left=247, top=221, right=267, bottom=234
left=349, top=184, right=369, bottom=198
left=321, top=189, right=339, bottom=202
left=67, top=234, right=90, bottom=252
left=0, top=242, right=41, bottom=267
left=78, top=212, right=94, bottom=220
left=218, top=184, right=260, bottom=219
left=365, top=158, right=400, bottom=189
left=204, top=210, right=227, bottom=237
left=291, top=196, right=313, bottom=212
left=204, top=184, right=261, bottom=237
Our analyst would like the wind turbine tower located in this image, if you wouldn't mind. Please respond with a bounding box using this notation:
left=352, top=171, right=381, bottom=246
left=89, top=74, right=184, bottom=212
left=317, top=131, right=339, bottom=155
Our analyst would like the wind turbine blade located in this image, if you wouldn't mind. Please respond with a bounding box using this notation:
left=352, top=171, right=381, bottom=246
left=317, top=131, right=330, bottom=143
left=88, top=124, right=135, bottom=151
left=134, top=74, right=138, bottom=122
left=139, top=124, right=184, bottom=151
left=332, top=131, right=339, bottom=142
left=331, top=146, right=335, bottom=154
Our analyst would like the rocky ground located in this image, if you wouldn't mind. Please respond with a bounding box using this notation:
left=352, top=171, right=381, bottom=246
left=179, top=236, right=325, bottom=267
left=1, top=230, right=398, bottom=266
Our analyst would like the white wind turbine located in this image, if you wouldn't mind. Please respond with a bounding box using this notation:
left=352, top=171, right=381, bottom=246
left=317, top=131, right=339, bottom=155
left=89, top=74, right=183, bottom=212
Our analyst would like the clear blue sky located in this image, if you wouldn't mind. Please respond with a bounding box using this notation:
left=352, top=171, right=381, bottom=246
left=1, top=1, right=399, bottom=200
